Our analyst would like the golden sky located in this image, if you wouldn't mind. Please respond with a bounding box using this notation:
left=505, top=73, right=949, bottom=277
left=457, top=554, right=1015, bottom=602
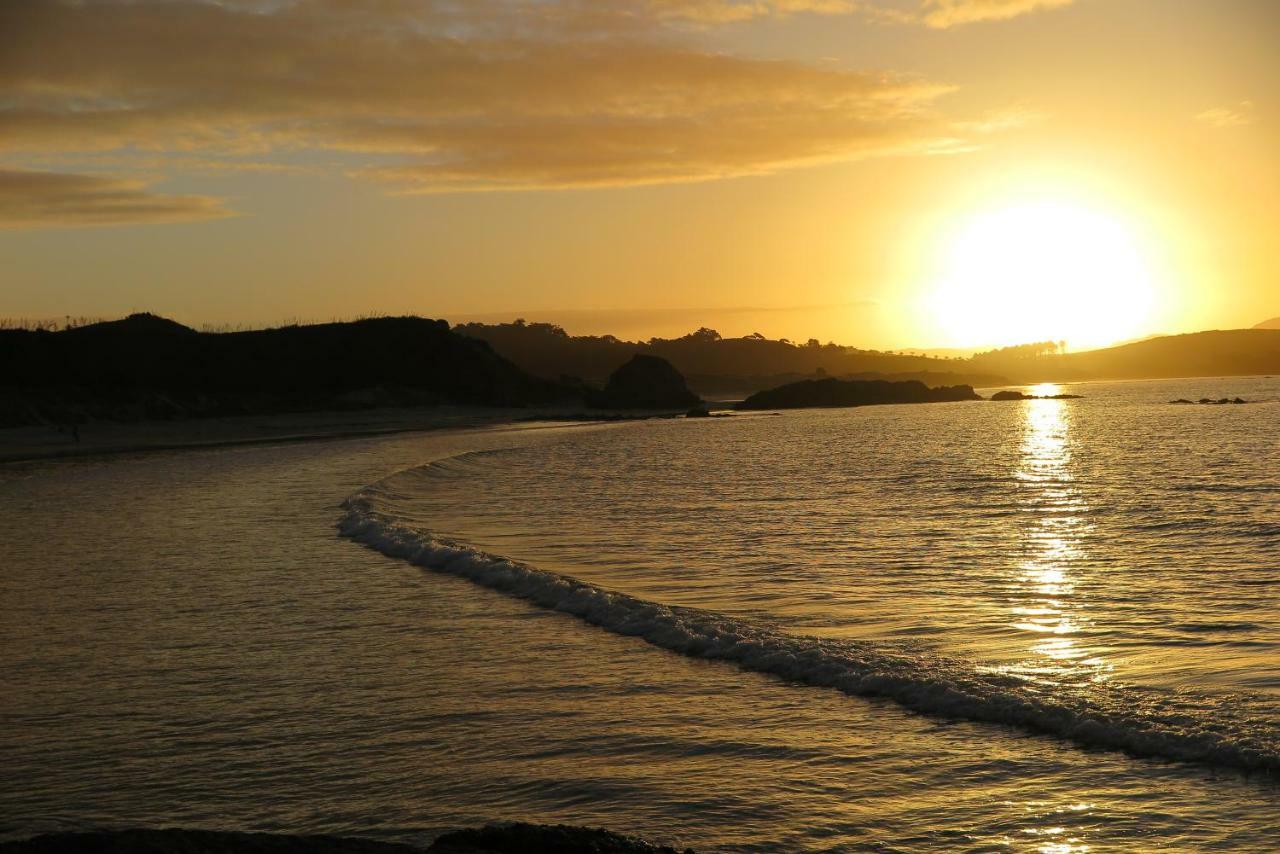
left=2, top=0, right=1276, bottom=349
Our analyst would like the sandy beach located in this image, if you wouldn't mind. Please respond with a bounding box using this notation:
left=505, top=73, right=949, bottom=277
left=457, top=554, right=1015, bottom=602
left=0, top=405, right=611, bottom=464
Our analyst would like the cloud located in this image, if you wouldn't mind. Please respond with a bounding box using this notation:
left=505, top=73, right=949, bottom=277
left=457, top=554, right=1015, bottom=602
left=0, top=0, right=1052, bottom=216
left=1195, top=101, right=1255, bottom=129
left=0, top=1, right=967, bottom=194
left=645, top=0, right=863, bottom=23
left=921, top=0, right=1075, bottom=28
left=950, top=106, right=1045, bottom=134
left=0, top=169, right=232, bottom=228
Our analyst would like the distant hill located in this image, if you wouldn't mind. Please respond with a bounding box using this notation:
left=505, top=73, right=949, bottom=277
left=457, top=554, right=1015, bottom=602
left=879, top=329, right=1280, bottom=384
left=456, top=320, right=1280, bottom=389
left=1044, top=329, right=1280, bottom=382
left=952, top=329, right=1280, bottom=383
left=1256, top=317, right=1280, bottom=330
left=453, top=321, right=1009, bottom=395
left=0, top=314, right=577, bottom=426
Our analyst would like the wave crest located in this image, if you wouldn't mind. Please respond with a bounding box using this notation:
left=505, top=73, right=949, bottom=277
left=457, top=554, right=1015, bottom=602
left=340, top=480, right=1280, bottom=775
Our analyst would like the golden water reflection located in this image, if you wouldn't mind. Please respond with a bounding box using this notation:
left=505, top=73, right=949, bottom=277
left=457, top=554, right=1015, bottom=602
left=1008, top=391, right=1108, bottom=683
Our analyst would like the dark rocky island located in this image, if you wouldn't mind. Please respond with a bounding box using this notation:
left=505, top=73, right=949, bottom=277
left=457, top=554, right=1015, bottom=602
left=587, top=354, right=702, bottom=410
left=989, top=390, right=1084, bottom=401
left=735, top=378, right=981, bottom=411
left=1170, top=397, right=1248, bottom=405
left=0, top=824, right=694, bottom=854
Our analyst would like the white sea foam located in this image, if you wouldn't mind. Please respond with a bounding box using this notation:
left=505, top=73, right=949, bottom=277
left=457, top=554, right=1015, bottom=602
left=340, top=477, right=1280, bottom=775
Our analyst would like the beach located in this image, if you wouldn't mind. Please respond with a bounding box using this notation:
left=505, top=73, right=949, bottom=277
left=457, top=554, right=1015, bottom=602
left=0, top=405, right=651, bottom=465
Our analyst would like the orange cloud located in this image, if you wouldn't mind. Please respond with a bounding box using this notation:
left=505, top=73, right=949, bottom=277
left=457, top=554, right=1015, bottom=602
left=0, top=1, right=956, bottom=195
left=921, top=0, right=1074, bottom=28
left=0, top=169, right=231, bottom=228
left=1195, top=101, right=1256, bottom=129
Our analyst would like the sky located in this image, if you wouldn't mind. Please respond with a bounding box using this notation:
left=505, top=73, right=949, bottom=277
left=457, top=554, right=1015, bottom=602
left=2, top=0, right=1277, bottom=350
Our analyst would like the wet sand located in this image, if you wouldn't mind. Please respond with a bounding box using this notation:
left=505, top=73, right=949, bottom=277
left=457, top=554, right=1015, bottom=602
left=0, top=406, right=599, bottom=463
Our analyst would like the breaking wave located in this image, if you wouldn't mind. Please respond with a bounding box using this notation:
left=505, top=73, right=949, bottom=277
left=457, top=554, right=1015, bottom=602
left=339, top=468, right=1280, bottom=776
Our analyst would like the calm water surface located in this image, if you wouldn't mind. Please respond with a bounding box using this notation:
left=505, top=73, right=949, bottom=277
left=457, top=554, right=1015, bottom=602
left=3, top=378, right=1279, bottom=851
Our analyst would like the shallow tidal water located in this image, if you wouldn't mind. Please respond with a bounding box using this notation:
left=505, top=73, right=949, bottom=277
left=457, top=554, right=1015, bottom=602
left=3, top=377, right=1280, bottom=851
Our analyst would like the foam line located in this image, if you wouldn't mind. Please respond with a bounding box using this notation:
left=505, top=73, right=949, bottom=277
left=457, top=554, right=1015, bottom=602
left=340, top=482, right=1279, bottom=775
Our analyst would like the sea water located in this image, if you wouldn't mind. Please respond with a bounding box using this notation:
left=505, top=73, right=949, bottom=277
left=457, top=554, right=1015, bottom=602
left=3, top=377, right=1279, bottom=851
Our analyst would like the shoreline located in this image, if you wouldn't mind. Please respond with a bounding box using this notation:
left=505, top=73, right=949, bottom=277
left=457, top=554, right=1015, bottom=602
left=0, top=405, right=654, bottom=465
left=0, top=824, right=694, bottom=853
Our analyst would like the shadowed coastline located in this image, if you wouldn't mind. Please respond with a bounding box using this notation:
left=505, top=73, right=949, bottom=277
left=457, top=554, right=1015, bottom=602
left=0, top=825, right=694, bottom=854
left=0, top=314, right=576, bottom=428
left=0, top=316, right=705, bottom=429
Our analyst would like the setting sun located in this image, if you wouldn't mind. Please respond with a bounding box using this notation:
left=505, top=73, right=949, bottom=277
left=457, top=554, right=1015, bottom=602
left=928, top=202, right=1158, bottom=350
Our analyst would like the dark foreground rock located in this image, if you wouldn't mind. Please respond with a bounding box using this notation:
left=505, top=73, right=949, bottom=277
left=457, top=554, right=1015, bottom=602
left=431, top=823, right=693, bottom=853
left=0, top=824, right=695, bottom=854
left=736, top=377, right=980, bottom=410
left=588, top=355, right=702, bottom=410
left=989, top=390, right=1084, bottom=401
left=0, top=829, right=417, bottom=854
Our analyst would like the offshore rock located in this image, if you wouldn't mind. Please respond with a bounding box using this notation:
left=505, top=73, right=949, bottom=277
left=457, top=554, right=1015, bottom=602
left=736, top=378, right=980, bottom=410
left=430, top=822, right=694, bottom=853
left=588, top=355, right=702, bottom=410
left=989, top=390, right=1084, bottom=401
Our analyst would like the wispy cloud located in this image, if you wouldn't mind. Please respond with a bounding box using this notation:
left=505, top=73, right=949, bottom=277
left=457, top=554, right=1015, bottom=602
left=644, top=0, right=864, bottom=24
left=921, top=0, right=1075, bottom=28
left=1195, top=101, right=1256, bottom=128
left=0, top=0, right=1063, bottom=225
left=951, top=106, right=1046, bottom=135
left=1, top=1, right=961, bottom=195
left=0, top=169, right=232, bottom=228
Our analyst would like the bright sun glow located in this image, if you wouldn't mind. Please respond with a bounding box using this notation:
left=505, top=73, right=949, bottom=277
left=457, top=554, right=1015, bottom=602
left=928, top=201, right=1156, bottom=350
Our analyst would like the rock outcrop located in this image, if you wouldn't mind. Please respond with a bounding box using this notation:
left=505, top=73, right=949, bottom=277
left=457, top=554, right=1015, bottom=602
left=430, top=822, right=694, bottom=853
left=736, top=378, right=980, bottom=410
left=989, top=390, right=1084, bottom=401
left=588, top=355, right=701, bottom=410
left=1171, top=397, right=1247, bottom=405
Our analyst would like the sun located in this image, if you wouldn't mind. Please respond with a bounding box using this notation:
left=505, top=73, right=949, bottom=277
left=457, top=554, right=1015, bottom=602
left=926, top=201, right=1157, bottom=350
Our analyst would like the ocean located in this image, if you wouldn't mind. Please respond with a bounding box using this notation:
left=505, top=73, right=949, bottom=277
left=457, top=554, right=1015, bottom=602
left=3, top=377, right=1279, bottom=851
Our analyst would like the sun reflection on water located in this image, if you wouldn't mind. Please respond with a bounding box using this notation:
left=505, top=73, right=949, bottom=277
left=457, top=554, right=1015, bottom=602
left=1029, top=382, right=1062, bottom=398
left=1006, top=394, right=1109, bottom=683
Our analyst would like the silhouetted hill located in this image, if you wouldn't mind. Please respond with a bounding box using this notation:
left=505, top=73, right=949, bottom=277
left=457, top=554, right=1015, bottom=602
left=456, top=320, right=1280, bottom=389
left=921, top=330, right=1280, bottom=383
left=63, top=311, right=198, bottom=338
left=1032, top=329, right=1280, bottom=382
left=1256, top=317, right=1280, bottom=330
left=453, top=321, right=1007, bottom=394
left=0, top=314, right=578, bottom=426
left=9, top=315, right=1273, bottom=429
left=737, top=378, right=981, bottom=410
